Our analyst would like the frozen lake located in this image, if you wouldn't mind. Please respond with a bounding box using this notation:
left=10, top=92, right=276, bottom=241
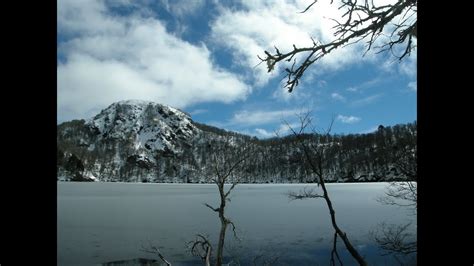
left=58, top=182, right=416, bottom=265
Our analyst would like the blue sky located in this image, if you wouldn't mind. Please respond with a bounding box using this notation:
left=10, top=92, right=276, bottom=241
left=57, top=0, right=416, bottom=138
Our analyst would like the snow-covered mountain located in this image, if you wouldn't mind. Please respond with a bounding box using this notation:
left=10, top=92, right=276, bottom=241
left=57, top=100, right=417, bottom=183
left=86, top=100, right=196, bottom=153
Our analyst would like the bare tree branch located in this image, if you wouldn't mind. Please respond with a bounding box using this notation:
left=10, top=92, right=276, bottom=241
left=204, top=203, right=220, bottom=213
left=222, top=156, right=248, bottom=182
left=189, top=234, right=212, bottom=266
left=140, top=242, right=172, bottom=266
left=300, top=0, right=318, bottom=13
left=227, top=218, right=241, bottom=242
left=260, top=0, right=417, bottom=92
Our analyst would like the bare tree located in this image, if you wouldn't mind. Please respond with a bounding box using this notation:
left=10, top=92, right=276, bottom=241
left=200, top=136, right=252, bottom=266
left=189, top=234, right=212, bottom=266
left=259, top=0, right=417, bottom=92
left=287, top=113, right=368, bottom=266
left=143, top=137, right=253, bottom=266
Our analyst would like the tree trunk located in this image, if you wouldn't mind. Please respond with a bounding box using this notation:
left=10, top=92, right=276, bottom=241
left=319, top=177, right=367, bottom=266
left=303, top=140, right=368, bottom=265
left=216, top=181, right=228, bottom=266
left=204, top=245, right=211, bottom=266
left=216, top=217, right=228, bottom=266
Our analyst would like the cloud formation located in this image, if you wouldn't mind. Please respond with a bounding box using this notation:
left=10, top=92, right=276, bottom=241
left=254, top=128, right=274, bottom=138
left=254, top=123, right=295, bottom=138
left=159, top=0, right=205, bottom=17
left=359, top=126, right=379, bottom=134
left=337, top=115, right=361, bottom=124
left=350, top=94, right=382, bottom=107
left=210, top=0, right=369, bottom=87
left=57, top=0, right=249, bottom=122
left=229, top=109, right=299, bottom=126
left=331, top=92, right=346, bottom=102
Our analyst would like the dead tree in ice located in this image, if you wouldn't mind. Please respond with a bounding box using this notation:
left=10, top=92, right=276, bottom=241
left=192, top=136, right=252, bottom=266
left=287, top=113, right=368, bottom=266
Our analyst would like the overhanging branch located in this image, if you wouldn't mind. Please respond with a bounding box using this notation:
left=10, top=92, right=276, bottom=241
left=259, top=0, right=417, bottom=92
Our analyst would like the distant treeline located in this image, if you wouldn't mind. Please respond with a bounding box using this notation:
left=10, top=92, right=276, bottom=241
left=58, top=119, right=416, bottom=183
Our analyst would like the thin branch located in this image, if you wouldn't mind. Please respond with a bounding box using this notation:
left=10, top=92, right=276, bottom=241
left=300, top=0, right=318, bottom=13
left=227, top=218, right=241, bottom=241
left=225, top=181, right=238, bottom=199
left=287, top=186, right=324, bottom=200
left=140, top=243, right=172, bottom=266
left=204, top=203, right=220, bottom=213
left=189, top=234, right=212, bottom=265
left=221, top=156, right=248, bottom=183
left=259, top=0, right=416, bottom=92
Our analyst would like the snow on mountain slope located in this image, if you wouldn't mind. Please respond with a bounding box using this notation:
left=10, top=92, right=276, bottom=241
left=85, top=100, right=197, bottom=154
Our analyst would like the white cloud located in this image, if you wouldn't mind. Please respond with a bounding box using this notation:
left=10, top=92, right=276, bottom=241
left=229, top=109, right=299, bottom=126
left=254, top=123, right=296, bottom=138
left=190, top=109, right=208, bottom=115
left=255, top=128, right=274, bottom=138
left=57, top=0, right=249, bottom=122
left=58, top=0, right=123, bottom=36
left=331, top=92, right=346, bottom=102
left=380, top=53, right=417, bottom=78
left=210, top=0, right=369, bottom=87
left=359, top=126, right=379, bottom=134
left=317, top=80, right=328, bottom=87
left=159, top=0, right=205, bottom=17
left=408, top=81, right=417, bottom=91
left=253, top=122, right=299, bottom=138
left=337, top=115, right=361, bottom=124
left=399, top=55, right=417, bottom=78
left=351, top=94, right=382, bottom=107
left=272, top=81, right=315, bottom=103
left=275, top=122, right=299, bottom=135
left=345, top=77, right=382, bottom=93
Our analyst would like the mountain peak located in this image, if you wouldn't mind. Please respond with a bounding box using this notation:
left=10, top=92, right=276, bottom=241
left=116, top=99, right=154, bottom=105
left=106, top=99, right=183, bottom=114
left=85, top=100, right=197, bottom=153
